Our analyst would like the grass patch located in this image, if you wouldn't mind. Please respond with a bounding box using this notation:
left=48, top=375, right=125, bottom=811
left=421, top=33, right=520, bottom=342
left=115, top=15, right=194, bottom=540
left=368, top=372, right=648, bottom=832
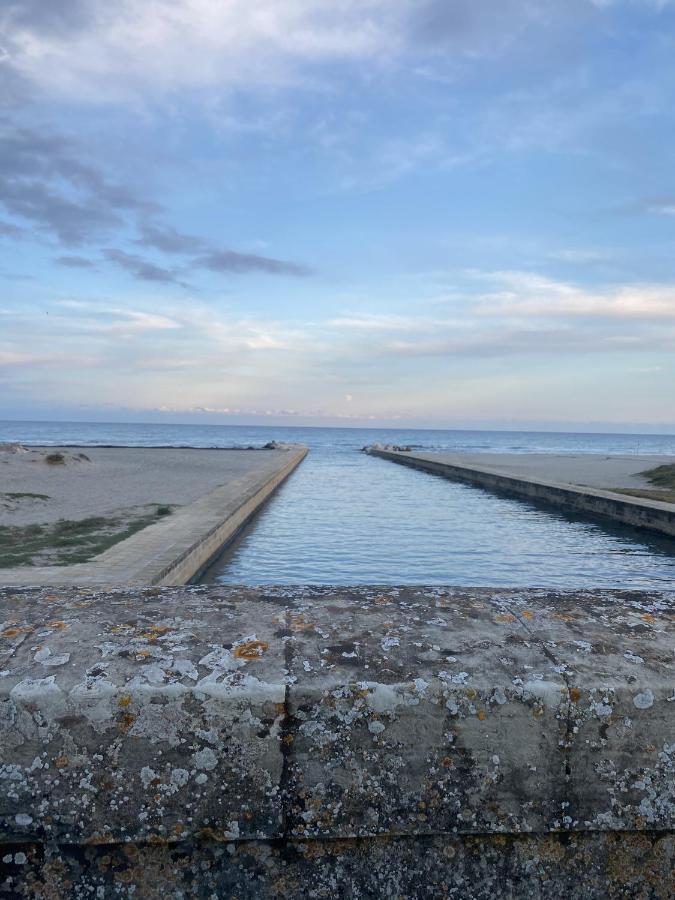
left=640, top=463, right=675, bottom=491
left=0, top=504, right=175, bottom=567
left=613, top=487, right=675, bottom=504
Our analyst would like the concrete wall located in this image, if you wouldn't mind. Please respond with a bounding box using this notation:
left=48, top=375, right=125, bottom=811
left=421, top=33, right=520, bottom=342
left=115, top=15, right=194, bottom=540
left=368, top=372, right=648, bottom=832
left=370, top=449, right=675, bottom=540
left=1, top=585, right=673, bottom=897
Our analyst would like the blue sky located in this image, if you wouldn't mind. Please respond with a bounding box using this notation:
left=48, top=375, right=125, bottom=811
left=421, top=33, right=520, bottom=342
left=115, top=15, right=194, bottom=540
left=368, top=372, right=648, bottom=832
left=2, top=0, right=675, bottom=430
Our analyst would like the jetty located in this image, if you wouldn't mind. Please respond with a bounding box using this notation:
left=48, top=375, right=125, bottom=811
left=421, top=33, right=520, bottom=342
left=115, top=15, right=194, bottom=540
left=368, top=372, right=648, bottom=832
left=366, top=448, right=675, bottom=539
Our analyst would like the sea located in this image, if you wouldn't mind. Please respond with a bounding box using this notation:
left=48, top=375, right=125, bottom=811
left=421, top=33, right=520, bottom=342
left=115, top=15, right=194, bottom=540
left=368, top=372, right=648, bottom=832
left=2, top=420, right=675, bottom=590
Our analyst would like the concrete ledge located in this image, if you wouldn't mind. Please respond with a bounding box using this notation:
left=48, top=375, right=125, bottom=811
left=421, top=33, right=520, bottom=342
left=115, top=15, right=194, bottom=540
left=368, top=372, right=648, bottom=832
left=0, top=586, right=673, bottom=896
left=0, top=446, right=307, bottom=587
left=368, top=449, right=675, bottom=539
left=3, top=831, right=673, bottom=898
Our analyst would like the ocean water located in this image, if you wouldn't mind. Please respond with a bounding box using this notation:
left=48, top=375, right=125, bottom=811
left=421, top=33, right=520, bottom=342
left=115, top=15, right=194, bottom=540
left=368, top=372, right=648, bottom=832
left=2, top=420, right=675, bottom=589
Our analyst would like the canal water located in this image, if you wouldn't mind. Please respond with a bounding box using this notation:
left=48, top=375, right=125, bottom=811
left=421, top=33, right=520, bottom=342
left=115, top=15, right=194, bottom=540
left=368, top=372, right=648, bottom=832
left=3, top=421, right=675, bottom=589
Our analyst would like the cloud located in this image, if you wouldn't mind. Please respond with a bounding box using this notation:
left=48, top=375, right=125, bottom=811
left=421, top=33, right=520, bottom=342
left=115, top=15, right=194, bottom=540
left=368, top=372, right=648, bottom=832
left=0, top=349, right=98, bottom=368
left=0, top=120, right=154, bottom=244
left=103, top=248, right=184, bottom=284
left=326, top=271, right=675, bottom=361
left=135, top=223, right=207, bottom=255
left=5, top=0, right=652, bottom=104
left=92, top=309, right=181, bottom=334
left=472, top=270, right=675, bottom=319
left=0, top=120, right=310, bottom=280
left=1, top=1, right=397, bottom=102
left=0, top=219, right=24, bottom=238
left=195, top=249, right=311, bottom=277
left=55, top=255, right=96, bottom=268
left=1, top=1, right=93, bottom=36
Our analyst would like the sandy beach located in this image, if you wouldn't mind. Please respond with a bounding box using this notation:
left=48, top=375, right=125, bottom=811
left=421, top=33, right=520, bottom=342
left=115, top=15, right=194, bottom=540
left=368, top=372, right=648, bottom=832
left=412, top=452, right=675, bottom=490
left=0, top=444, right=295, bottom=568
left=0, top=444, right=279, bottom=527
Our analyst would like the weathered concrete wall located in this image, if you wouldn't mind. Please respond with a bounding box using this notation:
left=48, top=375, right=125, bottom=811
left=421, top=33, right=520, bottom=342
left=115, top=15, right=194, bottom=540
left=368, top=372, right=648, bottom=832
left=0, top=446, right=307, bottom=588
left=1, top=585, right=673, bottom=897
left=369, top=448, right=675, bottom=539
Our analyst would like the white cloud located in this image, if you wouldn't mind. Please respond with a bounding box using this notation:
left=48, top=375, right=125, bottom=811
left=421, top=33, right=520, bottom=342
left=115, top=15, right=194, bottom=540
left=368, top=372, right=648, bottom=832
left=3, top=0, right=402, bottom=102
left=473, top=270, right=675, bottom=319
left=6, top=0, right=663, bottom=104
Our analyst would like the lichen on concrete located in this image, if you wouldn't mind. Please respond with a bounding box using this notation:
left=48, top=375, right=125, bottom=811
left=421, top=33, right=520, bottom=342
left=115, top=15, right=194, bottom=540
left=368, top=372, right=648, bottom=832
left=0, top=585, right=673, bottom=896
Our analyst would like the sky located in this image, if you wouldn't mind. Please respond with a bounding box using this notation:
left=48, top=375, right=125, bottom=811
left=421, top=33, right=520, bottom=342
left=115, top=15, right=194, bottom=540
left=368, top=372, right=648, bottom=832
left=2, top=0, right=675, bottom=432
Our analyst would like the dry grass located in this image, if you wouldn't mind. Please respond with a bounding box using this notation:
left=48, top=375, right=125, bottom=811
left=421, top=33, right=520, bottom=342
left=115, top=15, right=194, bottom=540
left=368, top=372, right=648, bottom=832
left=614, top=487, right=675, bottom=504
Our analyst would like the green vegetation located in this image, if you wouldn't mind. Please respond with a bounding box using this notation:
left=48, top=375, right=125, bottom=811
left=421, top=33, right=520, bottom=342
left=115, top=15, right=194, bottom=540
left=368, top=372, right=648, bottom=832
left=640, top=463, right=675, bottom=490
left=613, top=464, right=675, bottom=505
left=614, top=488, right=675, bottom=504
left=0, top=505, right=174, bottom=567
left=1, top=492, right=50, bottom=501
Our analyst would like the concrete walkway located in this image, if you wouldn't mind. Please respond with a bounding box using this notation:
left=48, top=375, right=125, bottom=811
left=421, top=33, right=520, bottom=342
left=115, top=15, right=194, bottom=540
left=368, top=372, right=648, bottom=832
left=408, top=451, right=673, bottom=490
left=0, top=445, right=307, bottom=586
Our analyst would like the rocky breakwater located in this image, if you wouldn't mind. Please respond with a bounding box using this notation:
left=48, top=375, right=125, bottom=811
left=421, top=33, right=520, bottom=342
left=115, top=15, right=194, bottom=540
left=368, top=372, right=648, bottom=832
left=0, top=585, right=673, bottom=897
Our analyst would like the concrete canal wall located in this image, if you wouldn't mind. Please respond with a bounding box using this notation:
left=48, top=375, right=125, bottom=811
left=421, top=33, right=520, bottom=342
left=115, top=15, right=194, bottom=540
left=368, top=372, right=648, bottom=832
left=1, top=585, right=673, bottom=897
left=368, top=448, right=675, bottom=540
left=0, top=445, right=307, bottom=588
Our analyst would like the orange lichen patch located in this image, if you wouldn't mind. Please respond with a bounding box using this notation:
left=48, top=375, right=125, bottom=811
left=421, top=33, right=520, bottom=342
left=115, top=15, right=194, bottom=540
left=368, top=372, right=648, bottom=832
left=374, top=595, right=393, bottom=605
left=301, top=842, right=327, bottom=860
left=552, top=613, right=575, bottom=622
left=521, top=610, right=534, bottom=620
left=494, top=614, right=516, bottom=623
left=234, top=639, right=269, bottom=659
left=282, top=734, right=294, bottom=745
left=117, top=694, right=132, bottom=708
left=110, top=624, right=134, bottom=634
left=172, top=823, right=185, bottom=835
left=85, top=832, right=115, bottom=846
left=118, top=711, right=137, bottom=734
left=477, top=709, right=487, bottom=721
left=55, top=754, right=69, bottom=768
left=46, top=620, right=68, bottom=631
left=198, top=827, right=230, bottom=843
left=274, top=702, right=286, bottom=716
left=441, top=756, right=453, bottom=767
left=135, top=649, right=153, bottom=659
left=288, top=614, right=314, bottom=633
left=139, top=624, right=174, bottom=642
left=1, top=625, right=33, bottom=637
left=569, top=687, right=582, bottom=703
left=147, top=835, right=170, bottom=846
left=641, top=613, right=657, bottom=624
